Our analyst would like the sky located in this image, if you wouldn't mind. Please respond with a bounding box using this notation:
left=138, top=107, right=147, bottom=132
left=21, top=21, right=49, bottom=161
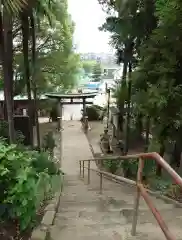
left=68, top=0, right=112, bottom=53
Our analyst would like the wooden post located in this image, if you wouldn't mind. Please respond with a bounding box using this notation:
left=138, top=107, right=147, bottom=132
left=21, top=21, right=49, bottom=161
left=88, top=160, right=90, bottom=184
left=131, top=158, right=144, bottom=236
left=83, top=161, right=85, bottom=178
left=100, top=173, right=103, bottom=194
left=131, top=186, right=141, bottom=236
left=80, top=161, right=82, bottom=177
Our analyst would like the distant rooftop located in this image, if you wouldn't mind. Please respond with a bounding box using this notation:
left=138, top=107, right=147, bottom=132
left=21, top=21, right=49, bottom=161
left=0, top=91, right=47, bottom=101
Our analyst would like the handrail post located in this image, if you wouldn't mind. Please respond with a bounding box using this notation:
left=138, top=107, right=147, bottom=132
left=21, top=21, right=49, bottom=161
left=131, top=158, right=144, bottom=236
left=83, top=161, right=85, bottom=178
left=88, top=160, right=90, bottom=184
left=100, top=172, right=103, bottom=194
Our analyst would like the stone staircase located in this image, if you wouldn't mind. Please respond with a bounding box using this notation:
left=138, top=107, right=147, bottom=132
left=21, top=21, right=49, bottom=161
left=50, top=121, right=182, bottom=240
left=49, top=172, right=182, bottom=240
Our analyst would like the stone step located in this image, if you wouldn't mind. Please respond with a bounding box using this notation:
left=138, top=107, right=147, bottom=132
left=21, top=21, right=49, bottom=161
left=51, top=121, right=182, bottom=240
left=55, top=210, right=127, bottom=227
left=58, top=200, right=133, bottom=212
left=50, top=222, right=182, bottom=240
left=56, top=206, right=182, bottom=227
left=50, top=225, right=127, bottom=240
left=61, top=188, right=176, bottom=212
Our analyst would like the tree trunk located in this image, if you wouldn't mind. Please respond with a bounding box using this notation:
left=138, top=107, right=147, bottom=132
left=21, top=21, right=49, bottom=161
left=170, top=141, right=181, bottom=168
left=0, top=11, right=6, bottom=120
left=1, top=10, right=15, bottom=143
left=156, top=142, right=165, bottom=176
left=21, top=13, right=33, bottom=146
left=145, top=116, right=150, bottom=151
left=124, top=61, right=132, bottom=154
left=136, top=114, right=143, bottom=138
left=30, top=13, right=41, bottom=150
left=118, top=58, right=128, bottom=132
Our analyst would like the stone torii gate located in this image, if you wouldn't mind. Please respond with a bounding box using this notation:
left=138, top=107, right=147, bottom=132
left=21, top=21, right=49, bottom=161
left=46, top=92, right=98, bottom=162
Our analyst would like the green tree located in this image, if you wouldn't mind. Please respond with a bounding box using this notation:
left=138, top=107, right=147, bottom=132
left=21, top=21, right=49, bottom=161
left=0, top=0, right=79, bottom=144
left=13, top=0, right=80, bottom=95
left=99, top=0, right=182, bottom=178
left=0, top=1, right=26, bottom=143
left=99, top=0, right=157, bottom=154
left=92, top=62, right=102, bottom=82
left=133, top=0, right=182, bottom=174
left=81, top=60, right=96, bottom=75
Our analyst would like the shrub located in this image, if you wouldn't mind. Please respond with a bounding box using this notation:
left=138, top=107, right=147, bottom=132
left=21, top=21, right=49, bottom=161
left=42, top=131, right=56, bottom=156
left=0, top=120, right=8, bottom=138
left=31, top=151, right=60, bottom=175
left=0, top=141, right=62, bottom=231
left=121, top=157, right=156, bottom=179
left=148, top=176, right=172, bottom=192
left=102, top=155, right=156, bottom=179
left=15, top=130, right=25, bottom=144
left=120, top=138, right=158, bottom=179
left=103, top=159, right=120, bottom=174
left=121, top=158, right=138, bottom=178
left=86, top=105, right=102, bottom=121
left=0, top=120, right=25, bottom=144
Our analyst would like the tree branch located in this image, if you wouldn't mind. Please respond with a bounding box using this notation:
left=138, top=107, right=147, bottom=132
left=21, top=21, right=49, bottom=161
left=13, top=26, right=21, bottom=38
left=37, top=36, right=51, bottom=51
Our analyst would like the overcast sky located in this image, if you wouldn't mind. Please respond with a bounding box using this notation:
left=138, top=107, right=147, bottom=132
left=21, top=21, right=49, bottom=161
left=68, top=0, right=112, bottom=53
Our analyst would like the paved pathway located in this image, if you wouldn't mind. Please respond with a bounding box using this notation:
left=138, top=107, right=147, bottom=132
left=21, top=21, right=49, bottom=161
left=50, top=121, right=182, bottom=240
left=61, top=121, right=94, bottom=175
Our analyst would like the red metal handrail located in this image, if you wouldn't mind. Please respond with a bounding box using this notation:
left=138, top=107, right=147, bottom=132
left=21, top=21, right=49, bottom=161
left=79, top=152, right=182, bottom=240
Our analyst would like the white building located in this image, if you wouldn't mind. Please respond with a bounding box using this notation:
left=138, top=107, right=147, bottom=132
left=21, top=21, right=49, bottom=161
left=113, top=64, right=124, bottom=83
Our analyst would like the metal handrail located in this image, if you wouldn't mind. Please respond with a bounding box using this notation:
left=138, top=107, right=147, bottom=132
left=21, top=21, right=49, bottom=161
left=79, top=152, right=182, bottom=240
